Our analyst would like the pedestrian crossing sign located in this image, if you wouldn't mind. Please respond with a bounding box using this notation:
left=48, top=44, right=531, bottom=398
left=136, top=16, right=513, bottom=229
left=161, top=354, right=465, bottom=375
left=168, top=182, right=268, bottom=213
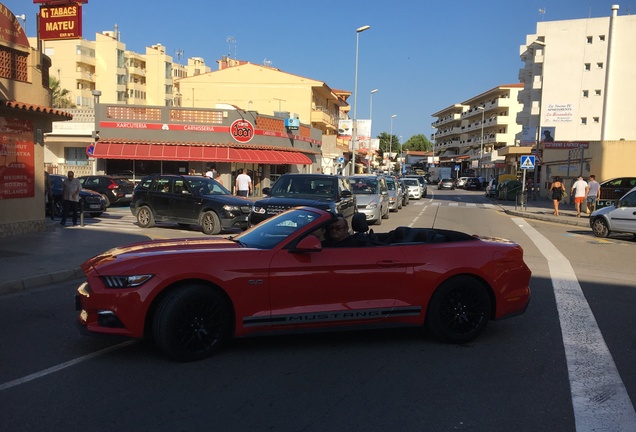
left=520, top=155, right=535, bottom=169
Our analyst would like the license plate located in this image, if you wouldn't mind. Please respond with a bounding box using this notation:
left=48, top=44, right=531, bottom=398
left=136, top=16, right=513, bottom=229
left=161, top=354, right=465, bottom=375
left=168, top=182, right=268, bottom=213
left=125, top=193, right=132, bottom=198
left=89, top=204, right=101, bottom=209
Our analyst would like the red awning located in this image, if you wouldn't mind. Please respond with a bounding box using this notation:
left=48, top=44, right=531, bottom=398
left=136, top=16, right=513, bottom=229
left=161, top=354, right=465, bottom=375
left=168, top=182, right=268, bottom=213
left=93, top=142, right=312, bottom=165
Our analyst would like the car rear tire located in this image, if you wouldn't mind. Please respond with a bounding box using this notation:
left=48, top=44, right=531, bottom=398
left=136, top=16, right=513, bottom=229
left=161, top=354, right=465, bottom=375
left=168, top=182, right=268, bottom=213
left=591, top=218, right=610, bottom=238
left=137, top=206, right=155, bottom=228
left=201, top=211, right=221, bottom=235
left=426, top=276, right=491, bottom=344
left=153, top=285, right=231, bottom=362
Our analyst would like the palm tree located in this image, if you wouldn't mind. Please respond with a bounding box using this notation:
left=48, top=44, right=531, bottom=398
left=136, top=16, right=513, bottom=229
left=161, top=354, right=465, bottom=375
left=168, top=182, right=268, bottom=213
left=49, top=77, right=76, bottom=109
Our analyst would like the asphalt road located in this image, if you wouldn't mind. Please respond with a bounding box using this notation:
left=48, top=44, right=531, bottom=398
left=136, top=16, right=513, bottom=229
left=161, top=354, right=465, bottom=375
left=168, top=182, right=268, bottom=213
left=1, top=190, right=634, bottom=431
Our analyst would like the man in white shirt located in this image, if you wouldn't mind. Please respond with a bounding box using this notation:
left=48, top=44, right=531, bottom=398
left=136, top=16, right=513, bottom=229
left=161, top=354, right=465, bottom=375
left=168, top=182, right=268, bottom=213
left=571, top=175, right=588, bottom=218
left=205, top=166, right=215, bottom=179
left=235, top=169, right=252, bottom=197
left=586, top=174, right=601, bottom=214
left=60, top=171, right=82, bottom=226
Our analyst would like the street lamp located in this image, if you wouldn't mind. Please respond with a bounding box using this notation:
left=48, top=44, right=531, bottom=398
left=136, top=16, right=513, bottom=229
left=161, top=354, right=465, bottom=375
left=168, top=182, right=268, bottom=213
left=351, top=25, right=371, bottom=175
left=389, top=114, right=397, bottom=174
left=477, top=106, right=485, bottom=177
left=369, top=89, right=379, bottom=124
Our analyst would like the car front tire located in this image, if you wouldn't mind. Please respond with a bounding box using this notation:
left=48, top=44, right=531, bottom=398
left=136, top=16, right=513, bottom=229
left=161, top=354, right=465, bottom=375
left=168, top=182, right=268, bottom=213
left=591, top=218, right=610, bottom=238
left=201, top=211, right=221, bottom=235
left=426, top=276, right=491, bottom=344
left=137, top=206, right=155, bottom=228
left=153, top=285, right=232, bottom=362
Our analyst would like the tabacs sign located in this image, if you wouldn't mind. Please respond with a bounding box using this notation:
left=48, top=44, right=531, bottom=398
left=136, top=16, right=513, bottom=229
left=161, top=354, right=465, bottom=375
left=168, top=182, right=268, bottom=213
left=38, top=2, right=83, bottom=41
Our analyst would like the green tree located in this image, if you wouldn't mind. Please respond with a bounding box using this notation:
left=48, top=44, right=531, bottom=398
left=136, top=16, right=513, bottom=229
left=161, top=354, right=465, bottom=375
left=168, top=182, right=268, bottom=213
left=49, top=77, right=76, bottom=109
left=402, top=134, right=432, bottom=151
left=376, top=132, right=401, bottom=156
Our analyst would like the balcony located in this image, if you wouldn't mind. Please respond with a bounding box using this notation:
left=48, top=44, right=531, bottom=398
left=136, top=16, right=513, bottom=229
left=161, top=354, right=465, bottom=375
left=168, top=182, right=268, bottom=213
left=311, top=106, right=337, bottom=129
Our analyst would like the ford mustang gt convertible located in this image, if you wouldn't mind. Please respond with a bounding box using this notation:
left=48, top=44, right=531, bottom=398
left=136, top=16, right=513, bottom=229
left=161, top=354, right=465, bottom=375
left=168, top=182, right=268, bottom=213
left=76, top=207, right=531, bottom=361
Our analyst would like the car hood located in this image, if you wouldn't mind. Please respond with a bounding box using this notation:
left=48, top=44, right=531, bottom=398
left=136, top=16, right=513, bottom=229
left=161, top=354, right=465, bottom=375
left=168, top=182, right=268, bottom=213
left=353, top=194, right=380, bottom=205
left=82, top=238, right=243, bottom=271
left=254, top=196, right=335, bottom=208
left=200, top=194, right=253, bottom=206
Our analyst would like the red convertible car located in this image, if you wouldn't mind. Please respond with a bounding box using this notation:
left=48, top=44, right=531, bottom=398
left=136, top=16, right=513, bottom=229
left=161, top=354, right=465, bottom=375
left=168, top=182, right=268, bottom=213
left=76, top=207, right=531, bottom=361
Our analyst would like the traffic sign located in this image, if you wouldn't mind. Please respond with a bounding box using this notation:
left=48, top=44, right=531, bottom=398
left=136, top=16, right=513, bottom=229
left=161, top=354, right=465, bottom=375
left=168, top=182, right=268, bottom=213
left=520, top=155, right=535, bottom=169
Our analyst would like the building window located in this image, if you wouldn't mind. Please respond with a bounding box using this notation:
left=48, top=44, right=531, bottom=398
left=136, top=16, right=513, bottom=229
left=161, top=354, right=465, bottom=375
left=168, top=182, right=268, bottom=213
left=599, top=35, right=606, bottom=41
left=593, top=117, right=600, bottom=123
left=584, top=63, right=591, bottom=71
left=64, top=147, right=89, bottom=166
left=595, top=89, right=602, bottom=96
left=582, top=90, right=589, bottom=98
left=596, top=62, right=604, bottom=69
left=581, top=117, right=587, bottom=125
left=586, top=36, right=593, bottom=44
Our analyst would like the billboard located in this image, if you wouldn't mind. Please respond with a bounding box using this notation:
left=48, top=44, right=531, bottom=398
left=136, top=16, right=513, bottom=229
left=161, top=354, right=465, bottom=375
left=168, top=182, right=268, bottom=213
left=0, top=118, right=35, bottom=199
left=38, top=2, right=83, bottom=40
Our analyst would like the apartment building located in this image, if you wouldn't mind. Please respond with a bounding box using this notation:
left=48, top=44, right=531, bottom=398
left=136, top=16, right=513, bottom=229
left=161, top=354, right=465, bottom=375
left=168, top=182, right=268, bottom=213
left=516, top=4, right=636, bottom=193
left=431, top=84, right=524, bottom=180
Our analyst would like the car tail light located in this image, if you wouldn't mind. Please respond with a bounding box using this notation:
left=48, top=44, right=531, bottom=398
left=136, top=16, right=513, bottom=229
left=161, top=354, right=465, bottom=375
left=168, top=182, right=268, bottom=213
left=108, top=180, right=119, bottom=190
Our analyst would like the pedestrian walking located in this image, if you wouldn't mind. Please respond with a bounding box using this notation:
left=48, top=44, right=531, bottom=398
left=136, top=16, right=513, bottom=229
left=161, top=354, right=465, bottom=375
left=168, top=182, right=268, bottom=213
left=586, top=174, right=601, bottom=214
left=44, top=170, right=55, bottom=220
left=235, top=168, right=252, bottom=197
left=571, top=175, right=589, bottom=218
left=60, top=170, right=82, bottom=226
left=549, top=176, right=566, bottom=216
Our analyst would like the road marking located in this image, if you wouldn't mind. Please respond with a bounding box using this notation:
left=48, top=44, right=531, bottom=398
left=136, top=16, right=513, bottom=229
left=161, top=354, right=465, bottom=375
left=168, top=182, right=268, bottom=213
left=512, top=217, right=636, bottom=431
left=0, top=341, right=137, bottom=392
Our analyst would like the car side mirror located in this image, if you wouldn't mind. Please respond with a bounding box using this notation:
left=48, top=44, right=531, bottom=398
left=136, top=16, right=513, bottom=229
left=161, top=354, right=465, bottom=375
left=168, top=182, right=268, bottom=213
left=292, top=235, right=322, bottom=252
left=341, top=190, right=352, bottom=198
left=262, top=187, right=271, bottom=196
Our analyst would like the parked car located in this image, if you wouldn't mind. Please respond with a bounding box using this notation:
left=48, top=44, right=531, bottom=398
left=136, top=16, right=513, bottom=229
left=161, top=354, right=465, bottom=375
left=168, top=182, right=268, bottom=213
left=597, top=177, right=636, bottom=209
left=403, top=174, right=428, bottom=198
left=130, top=174, right=253, bottom=235
left=464, top=177, right=482, bottom=190
left=438, top=178, right=456, bottom=190
left=590, top=186, right=636, bottom=238
left=402, top=177, right=423, bottom=199
left=349, top=175, right=389, bottom=225
left=49, top=174, right=106, bottom=217
left=75, top=206, right=532, bottom=361
left=250, top=173, right=356, bottom=226
left=456, top=177, right=469, bottom=188
left=384, top=176, right=402, bottom=211
left=398, top=178, right=410, bottom=206
left=78, top=175, right=135, bottom=207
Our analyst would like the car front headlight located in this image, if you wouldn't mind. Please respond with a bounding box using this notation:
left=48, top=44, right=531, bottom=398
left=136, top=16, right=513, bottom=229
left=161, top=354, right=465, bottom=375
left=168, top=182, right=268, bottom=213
left=367, top=199, right=379, bottom=209
left=101, top=275, right=153, bottom=288
left=223, top=205, right=241, bottom=212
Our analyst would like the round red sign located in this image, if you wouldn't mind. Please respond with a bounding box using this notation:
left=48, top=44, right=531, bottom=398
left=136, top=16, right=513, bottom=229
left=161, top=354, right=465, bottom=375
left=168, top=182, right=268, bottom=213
left=230, top=119, right=254, bottom=143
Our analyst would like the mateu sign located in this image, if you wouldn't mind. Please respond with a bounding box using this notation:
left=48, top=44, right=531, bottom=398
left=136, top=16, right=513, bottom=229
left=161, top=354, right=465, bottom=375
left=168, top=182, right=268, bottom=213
left=38, top=2, right=83, bottom=40
left=230, top=119, right=254, bottom=143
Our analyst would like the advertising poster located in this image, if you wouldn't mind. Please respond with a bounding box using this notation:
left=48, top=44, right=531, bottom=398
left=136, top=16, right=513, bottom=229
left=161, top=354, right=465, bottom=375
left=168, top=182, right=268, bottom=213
left=0, top=118, right=35, bottom=199
left=540, top=126, right=556, bottom=143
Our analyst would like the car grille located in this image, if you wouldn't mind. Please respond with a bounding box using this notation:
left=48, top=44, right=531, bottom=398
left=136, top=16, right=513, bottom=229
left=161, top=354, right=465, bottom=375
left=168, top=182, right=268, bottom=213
left=83, top=196, right=102, bottom=204
left=240, top=205, right=252, bottom=213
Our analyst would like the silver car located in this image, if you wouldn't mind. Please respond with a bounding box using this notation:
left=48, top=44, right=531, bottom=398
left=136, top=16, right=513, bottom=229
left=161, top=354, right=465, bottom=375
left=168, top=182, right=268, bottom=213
left=349, top=175, right=389, bottom=225
left=590, top=186, right=636, bottom=238
left=385, top=176, right=402, bottom=212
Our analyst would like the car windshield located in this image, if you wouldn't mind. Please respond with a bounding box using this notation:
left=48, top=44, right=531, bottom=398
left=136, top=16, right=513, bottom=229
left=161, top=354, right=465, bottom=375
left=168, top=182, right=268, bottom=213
left=403, top=178, right=419, bottom=186
left=351, top=178, right=378, bottom=194
left=386, top=179, right=396, bottom=190
left=186, top=177, right=231, bottom=196
left=442, top=178, right=453, bottom=182
left=234, top=208, right=322, bottom=249
left=269, top=176, right=336, bottom=198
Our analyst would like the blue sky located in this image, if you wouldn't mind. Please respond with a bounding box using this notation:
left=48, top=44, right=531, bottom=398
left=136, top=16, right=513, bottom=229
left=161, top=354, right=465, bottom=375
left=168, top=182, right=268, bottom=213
left=6, top=0, right=631, bottom=143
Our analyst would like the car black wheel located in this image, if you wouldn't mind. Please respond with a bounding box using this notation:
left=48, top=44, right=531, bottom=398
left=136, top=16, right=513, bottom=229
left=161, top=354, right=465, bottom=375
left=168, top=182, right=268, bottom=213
left=201, top=211, right=221, bottom=235
left=153, top=285, right=232, bottom=362
left=591, top=218, right=610, bottom=238
left=101, top=194, right=111, bottom=208
left=426, top=276, right=491, bottom=344
left=137, top=206, right=155, bottom=228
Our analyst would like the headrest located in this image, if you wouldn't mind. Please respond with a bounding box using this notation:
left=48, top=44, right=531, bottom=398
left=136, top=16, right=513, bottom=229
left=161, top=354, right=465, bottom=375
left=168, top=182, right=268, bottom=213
left=351, top=212, right=369, bottom=233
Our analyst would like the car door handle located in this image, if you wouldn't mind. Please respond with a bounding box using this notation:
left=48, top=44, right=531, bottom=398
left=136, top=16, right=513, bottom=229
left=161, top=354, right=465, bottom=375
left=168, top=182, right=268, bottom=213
left=376, top=260, right=402, bottom=267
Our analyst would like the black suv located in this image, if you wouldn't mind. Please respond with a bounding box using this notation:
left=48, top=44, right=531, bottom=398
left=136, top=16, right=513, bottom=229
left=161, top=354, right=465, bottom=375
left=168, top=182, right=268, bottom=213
left=598, top=177, right=636, bottom=209
left=249, top=174, right=356, bottom=225
left=78, top=175, right=135, bottom=207
left=130, top=174, right=253, bottom=235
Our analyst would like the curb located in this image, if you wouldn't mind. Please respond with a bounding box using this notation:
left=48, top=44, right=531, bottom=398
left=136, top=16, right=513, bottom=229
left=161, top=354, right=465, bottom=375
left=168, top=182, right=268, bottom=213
left=0, top=267, right=84, bottom=296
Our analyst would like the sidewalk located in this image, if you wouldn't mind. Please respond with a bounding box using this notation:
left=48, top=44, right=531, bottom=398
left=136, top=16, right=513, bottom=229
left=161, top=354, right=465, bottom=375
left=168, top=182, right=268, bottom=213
left=0, top=197, right=591, bottom=296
